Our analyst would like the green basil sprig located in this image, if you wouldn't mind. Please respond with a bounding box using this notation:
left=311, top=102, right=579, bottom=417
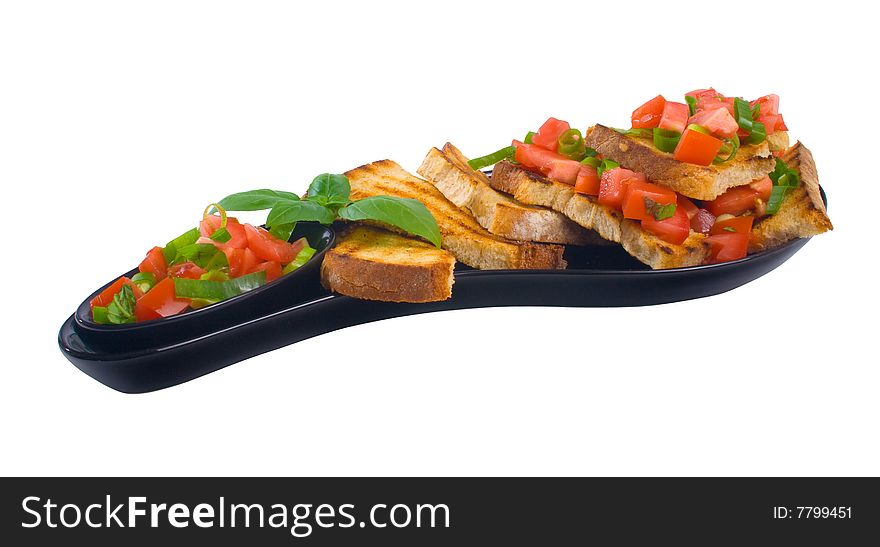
left=217, top=173, right=442, bottom=247
left=106, top=284, right=137, bottom=324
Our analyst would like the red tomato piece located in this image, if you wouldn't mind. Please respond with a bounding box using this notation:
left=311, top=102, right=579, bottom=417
left=574, top=165, right=600, bottom=195
left=512, top=140, right=536, bottom=169
left=598, top=168, right=644, bottom=210
left=631, top=95, right=666, bottom=129
left=691, top=208, right=716, bottom=234
left=676, top=195, right=700, bottom=220
left=641, top=205, right=690, bottom=245
left=688, top=107, right=739, bottom=139
left=621, top=181, right=677, bottom=221
left=531, top=117, right=570, bottom=152
left=252, top=261, right=282, bottom=282
left=90, top=277, right=143, bottom=310
left=513, top=142, right=568, bottom=173
left=749, top=176, right=773, bottom=202
left=673, top=128, right=723, bottom=166
left=658, top=101, right=689, bottom=134
left=134, top=277, right=190, bottom=321
left=706, top=232, right=749, bottom=263
left=138, top=246, right=168, bottom=281
left=167, top=261, right=206, bottom=280
left=223, top=247, right=261, bottom=278
left=705, top=186, right=759, bottom=216
left=685, top=88, right=719, bottom=100
left=775, top=114, right=788, bottom=131
left=244, top=224, right=298, bottom=264
left=757, top=114, right=781, bottom=135
left=696, top=95, right=734, bottom=116
left=710, top=215, right=755, bottom=235
left=750, top=94, right=780, bottom=117
left=545, top=158, right=583, bottom=185
left=199, top=215, right=248, bottom=249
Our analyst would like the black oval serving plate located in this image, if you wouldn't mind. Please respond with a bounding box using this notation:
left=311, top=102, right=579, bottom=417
left=59, top=232, right=812, bottom=393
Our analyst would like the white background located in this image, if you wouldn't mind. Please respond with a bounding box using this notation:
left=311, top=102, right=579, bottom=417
left=1, top=0, right=876, bottom=476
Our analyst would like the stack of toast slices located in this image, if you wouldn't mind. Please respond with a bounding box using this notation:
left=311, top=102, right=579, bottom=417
left=319, top=129, right=831, bottom=303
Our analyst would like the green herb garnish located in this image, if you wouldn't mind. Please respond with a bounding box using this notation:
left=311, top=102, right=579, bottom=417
left=467, top=146, right=517, bottom=171
left=644, top=197, right=677, bottom=221
left=106, top=284, right=136, bottom=324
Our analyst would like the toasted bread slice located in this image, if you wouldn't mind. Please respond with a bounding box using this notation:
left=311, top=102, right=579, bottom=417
left=417, top=143, right=595, bottom=245
left=749, top=142, right=832, bottom=252
left=490, top=161, right=709, bottom=268
left=344, top=160, right=567, bottom=270
left=320, top=225, right=455, bottom=303
left=584, top=124, right=775, bottom=201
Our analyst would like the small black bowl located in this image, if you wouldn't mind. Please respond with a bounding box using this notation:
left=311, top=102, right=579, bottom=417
left=72, top=222, right=335, bottom=352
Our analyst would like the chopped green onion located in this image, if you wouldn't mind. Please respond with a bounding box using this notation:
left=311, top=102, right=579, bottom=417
left=200, top=270, right=230, bottom=282
left=282, top=244, right=316, bottom=274
left=596, top=159, right=619, bottom=178
left=685, top=95, right=697, bottom=116
left=723, top=226, right=736, bottom=232
left=653, top=128, right=682, bottom=153
left=687, top=123, right=711, bottom=136
left=713, top=134, right=741, bottom=165
left=203, top=203, right=227, bottom=229
left=131, top=271, right=157, bottom=293
left=580, top=156, right=602, bottom=168
left=765, top=158, right=800, bottom=215
left=467, top=145, right=517, bottom=171
left=92, top=306, right=110, bottom=324
left=583, top=147, right=598, bottom=158
left=557, top=129, right=589, bottom=160
left=173, top=271, right=267, bottom=302
left=172, top=243, right=224, bottom=268
left=613, top=127, right=653, bottom=139
left=163, top=228, right=200, bottom=264
left=745, top=121, right=766, bottom=145
left=524, top=131, right=535, bottom=144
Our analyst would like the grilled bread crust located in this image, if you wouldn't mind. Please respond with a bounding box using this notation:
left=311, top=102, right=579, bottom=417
left=320, top=225, right=455, bottom=303
left=417, top=143, right=596, bottom=245
left=344, top=160, right=567, bottom=270
left=749, top=142, right=832, bottom=252
left=490, top=161, right=709, bottom=269
left=584, top=124, right=776, bottom=201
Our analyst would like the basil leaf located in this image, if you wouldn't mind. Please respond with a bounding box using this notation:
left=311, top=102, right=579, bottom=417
left=267, top=200, right=336, bottom=227
left=269, top=222, right=297, bottom=242
left=338, top=196, right=441, bottom=247
left=210, top=227, right=231, bottom=243
left=306, top=174, right=351, bottom=207
left=644, top=197, right=676, bottom=221
left=217, top=189, right=300, bottom=212
left=107, top=285, right=136, bottom=324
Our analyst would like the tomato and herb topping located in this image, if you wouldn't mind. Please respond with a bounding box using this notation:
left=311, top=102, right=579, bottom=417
left=627, top=89, right=787, bottom=166
left=89, top=203, right=317, bottom=324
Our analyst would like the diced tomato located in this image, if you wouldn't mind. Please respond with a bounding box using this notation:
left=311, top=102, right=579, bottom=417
left=621, top=181, right=677, bottom=221
left=598, top=168, right=644, bottom=210
left=749, top=176, right=773, bottom=202
left=199, top=215, right=248, bottom=249
left=750, top=94, right=780, bottom=117
left=513, top=142, right=566, bottom=171
left=244, top=224, right=299, bottom=264
left=545, top=158, right=583, bottom=185
left=673, top=128, right=723, bottom=166
left=775, top=114, right=788, bottom=131
left=676, top=195, right=700, bottom=220
left=641, top=204, right=690, bottom=245
left=167, top=261, right=206, bottom=280
left=696, top=95, right=734, bottom=117
left=631, top=95, right=666, bottom=129
left=252, top=261, right=282, bottom=282
left=658, top=102, right=689, bottom=134
left=90, top=277, right=144, bottom=310
left=706, top=232, right=749, bottom=263
left=688, top=107, right=738, bottom=139
left=531, top=117, right=570, bottom=152
left=134, top=277, right=190, bottom=321
left=685, top=88, right=719, bottom=100
left=705, top=186, right=759, bottom=217
left=691, top=208, right=716, bottom=234
left=757, top=113, right=781, bottom=135
left=138, top=246, right=168, bottom=281
left=512, top=140, right=536, bottom=169
left=574, top=165, right=600, bottom=195
left=710, top=215, right=754, bottom=235
left=223, top=247, right=261, bottom=278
